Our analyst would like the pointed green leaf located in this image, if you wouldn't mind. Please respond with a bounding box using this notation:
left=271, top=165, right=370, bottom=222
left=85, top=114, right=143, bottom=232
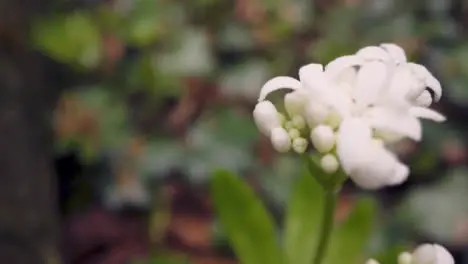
left=325, top=198, right=377, bottom=264
left=283, top=171, right=324, bottom=264
left=211, top=169, right=282, bottom=264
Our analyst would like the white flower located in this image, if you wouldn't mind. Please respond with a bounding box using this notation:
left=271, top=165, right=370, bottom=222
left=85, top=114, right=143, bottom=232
left=410, top=244, right=454, bottom=264
left=366, top=243, right=454, bottom=264
left=252, top=43, right=446, bottom=189
left=337, top=118, right=409, bottom=189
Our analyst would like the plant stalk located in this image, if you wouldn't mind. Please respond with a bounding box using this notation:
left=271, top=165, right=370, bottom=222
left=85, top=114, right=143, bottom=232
left=312, top=190, right=337, bottom=264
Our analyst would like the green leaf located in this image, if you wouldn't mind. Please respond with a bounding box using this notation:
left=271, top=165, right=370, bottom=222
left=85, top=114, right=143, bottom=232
left=283, top=171, right=324, bottom=264
left=211, top=169, right=282, bottom=264
left=325, top=198, right=377, bottom=264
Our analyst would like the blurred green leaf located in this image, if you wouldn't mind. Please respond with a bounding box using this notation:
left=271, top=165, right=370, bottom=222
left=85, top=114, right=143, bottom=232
left=211, top=169, right=283, bottom=264
left=325, top=198, right=377, bottom=264
left=33, top=12, right=102, bottom=68
left=283, top=171, right=323, bottom=264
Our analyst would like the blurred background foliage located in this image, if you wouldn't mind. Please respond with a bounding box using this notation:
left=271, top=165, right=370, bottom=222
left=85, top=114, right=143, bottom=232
left=29, top=0, right=468, bottom=263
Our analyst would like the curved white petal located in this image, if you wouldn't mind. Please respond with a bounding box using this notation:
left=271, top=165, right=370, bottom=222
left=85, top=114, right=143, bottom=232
left=354, top=61, right=388, bottom=108
left=408, top=63, right=442, bottom=102
left=337, top=119, right=405, bottom=189
left=380, top=43, right=407, bottom=64
left=386, top=65, right=419, bottom=103
left=348, top=147, right=402, bottom=190
left=414, top=90, right=433, bottom=107
left=356, top=46, right=391, bottom=62
left=412, top=244, right=454, bottom=264
left=367, top=107, right=422, bottom=141
left=336, top=118, right=373, bottom=174
left=258, top=76, right=301, bottom=101
left=321, top=89, right=353, bottom=118
left=325, top=55, right=363, bottom=79
left=253, top=101, right=281, bottom=135
left=434, top=244, right=455, bottom=264
left=299, top=63, right=328, bottom=93
left=410, top=107, right=446, bottom=122
left=388, top=163, right=409, bottom=186
left=284, top=90, right=308, bottom=117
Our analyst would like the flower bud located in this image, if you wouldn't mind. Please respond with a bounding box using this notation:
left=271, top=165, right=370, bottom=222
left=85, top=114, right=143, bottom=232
left=398, top=252, right=412, bottom=264
left=415, top=90, right=432, bottom=107
left=305, top=102, right=329, bottom=125
left=320, top=154, right=339, bottom=174
left=288, top=128, right=300, bottom=139
left=291, top=115, right=306, bottom=129
left=284, top=91, right=307, bottom=117
left=365, top=259, right=380, bottom=264
left=292, top=137, right=308, bottom=154
left=311, top=125, right=335, bottom=153
left=253, top=101, right=281, bottom=135
left=271, top=127, right=291, bottom=152
left=412, top=244, right=454, bottom=264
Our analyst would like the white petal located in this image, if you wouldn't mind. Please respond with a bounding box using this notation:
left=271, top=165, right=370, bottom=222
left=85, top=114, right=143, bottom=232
left=299, top=63, right=328, bottom=93
left=410, top=107, right=446, bottom=122
left=305, top=101, right=330, bottom=125
left=434, top=244, right=455, bottom=264
left=347, top=147, right=401, bottom=190
left=271, top=127, right=291, bottom=152
left=284, top=90, right=308, bottom=117
left=253, top=101, right=281, bottom=135
left=412, top=244, right=454, bottom=264
left=380, top=43, right=407, bottom=64
left=356, top=46, right=391, bottom=62
left=336, top=118, right=373, bottom=174
left=258, top=76, right=301, bottom=101
left=368, top=107, right=422, bottom=141
left=354, top=61, right=388, bottom=108
left=412, top=244, right=437, bottom=264
left=337, top=118, right=410, bottom=189
left=387, top=65, right=419, bottom=102
left=414, top=90, right=433, bottom=107
left=334, top=67, right=357, bottom=86
left=408, top=63, right=442, bottom=102
left=325, top=55, right=363, bottom=79
left=388, top=163, right=409, bottom=186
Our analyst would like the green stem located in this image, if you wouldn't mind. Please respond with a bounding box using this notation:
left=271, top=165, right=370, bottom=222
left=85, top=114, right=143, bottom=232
left=312, top=191, right=337, bottom=264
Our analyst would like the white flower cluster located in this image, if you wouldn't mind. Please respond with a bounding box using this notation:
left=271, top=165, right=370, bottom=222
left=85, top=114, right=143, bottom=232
left=253, top=43, right=445, bottom=189
left=366, top=243, right=454, bottom=264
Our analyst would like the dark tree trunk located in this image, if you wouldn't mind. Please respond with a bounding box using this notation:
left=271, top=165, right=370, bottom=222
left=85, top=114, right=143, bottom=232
left=0, top=1, right=60, bottom=263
